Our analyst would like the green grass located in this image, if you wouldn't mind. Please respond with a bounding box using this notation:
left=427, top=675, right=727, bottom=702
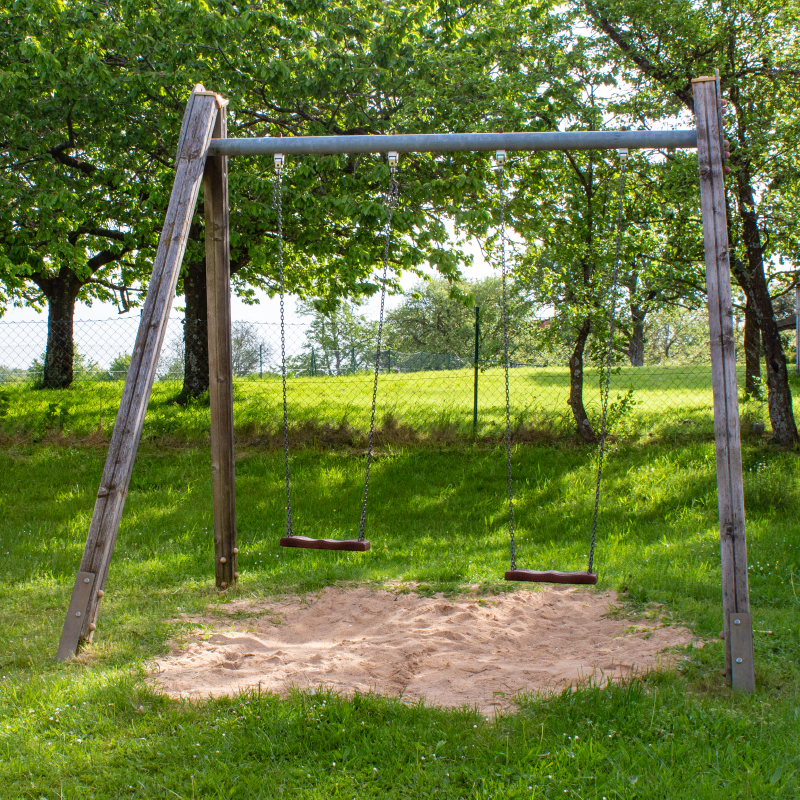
left=0, top=387, right=799, bottom=797
left=0, top=363, right=777, bottom=443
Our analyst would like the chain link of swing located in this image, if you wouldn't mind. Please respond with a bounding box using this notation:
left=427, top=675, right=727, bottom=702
left=358, top=156, right=400, bottom=542
left=587, top=149, right=629, bottom=574
left=274, top=151, right=400, bottom=541
left=273, top=155, right=294, bottom=537
left=502, top=148, right=628, bottom=575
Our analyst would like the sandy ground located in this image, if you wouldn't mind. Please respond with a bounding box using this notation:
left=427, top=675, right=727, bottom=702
left=149, top=586, right=698, bottom=713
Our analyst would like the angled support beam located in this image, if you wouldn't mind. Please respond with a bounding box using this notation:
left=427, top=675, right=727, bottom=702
left=204, top=103, right=238, bottom=589
left=57, top=86, right=223, bottom=660
left=693, top=75, right=754, bottom=691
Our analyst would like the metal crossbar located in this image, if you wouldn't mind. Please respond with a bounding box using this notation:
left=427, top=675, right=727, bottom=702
left=208, top=129, right=697, bottom=157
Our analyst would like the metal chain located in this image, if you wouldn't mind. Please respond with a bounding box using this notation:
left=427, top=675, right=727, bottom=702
left=273, top=163, right=293, bottom=537
left=358, top=168, right=400, bottom=541
left=498, top=165, right=516, bottom=570
left=587, top=154, right=628, bottom=574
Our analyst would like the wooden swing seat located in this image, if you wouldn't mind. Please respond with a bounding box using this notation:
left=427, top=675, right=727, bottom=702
left=505, top=569, right=598, bottom=586
left=280, top=536, right=371, bottom=552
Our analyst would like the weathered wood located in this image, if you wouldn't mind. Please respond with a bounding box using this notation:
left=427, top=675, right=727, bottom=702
left=280, top=536, right=371, bottom=552
left=504, top=570, right=598, bottom=586
left=57, top=87, right=223, bottom=659
left=204, top=105, right=238, bottom=589
left=693, top=75, right=753, bottom=690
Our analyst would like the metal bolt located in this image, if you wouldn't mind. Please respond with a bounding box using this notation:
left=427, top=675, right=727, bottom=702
left=88, top=623, right=96, bottom=632
left=234, top=572, right=240, bottom=579
left=734, top=618, right=741, bottom=625
left=219, top=557, right=227, bottom=564
left=84, top=577, right=91, bottom=584
left=75, top=611, right=81, bottom=617
left=735, top=657, right=743, bottom=663
left=220, top=582, right=227, bottom=589
left=97, top=590, right=104, bottom=598
left=387, top=151, right=399, bottom=169
left=232, top=548, right=239, bottom=555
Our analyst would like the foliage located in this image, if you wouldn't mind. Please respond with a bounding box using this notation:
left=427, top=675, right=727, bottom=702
left=384, top=277, right=547, bottom=365
left=28, top=349, right=104, bottom=385
left=291, top=300, right=378, bottom=376
left=232, top=321, right=271, bottom=377
left=106, top=352, right=132, bottom=382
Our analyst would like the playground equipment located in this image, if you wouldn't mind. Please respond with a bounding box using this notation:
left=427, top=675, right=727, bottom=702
left=57, top=75, right=755, bottom=692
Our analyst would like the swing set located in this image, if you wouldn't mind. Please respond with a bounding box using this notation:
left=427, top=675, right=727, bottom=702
left=57, top=74, right=755, bottom=692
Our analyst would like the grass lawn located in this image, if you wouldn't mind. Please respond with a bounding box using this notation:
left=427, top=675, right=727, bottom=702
left=0, top=363, right=774, bottom=444
left=0, top=382, right=798, bottom=798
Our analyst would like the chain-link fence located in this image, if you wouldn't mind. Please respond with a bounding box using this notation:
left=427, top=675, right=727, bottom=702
left=0, top=314, right=793, bottom=438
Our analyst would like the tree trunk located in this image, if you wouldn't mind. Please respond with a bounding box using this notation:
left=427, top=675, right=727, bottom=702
left=181, top=257, right=209, bottom=399
left=735, top=170, right=798, bottom=444
left=628, top=302, right=645, bottom=366
left=38, top=271, right=82, bottom=389
left=567, top=316, right=597, bottom=443
left=742, top=294, right=761, bottom=399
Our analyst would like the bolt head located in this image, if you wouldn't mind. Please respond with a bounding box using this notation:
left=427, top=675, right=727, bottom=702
left=220, top=582, right=227, bottom=589
left=734, top=619, right=741, bottom=625
left=84, top=577, right=91, bottom=584
left=735, top=657, right=743, bottom=664
left=75, top=611, right=81, bottom=617
left=232, top=548, right=239, bottom=554
left=88, top=623, right=96, bottom=632
left=234, top=572, right=240, bottom=579
left=97, top=590, right=104, bottom=598
left=219, top=556, right=227, bottom=564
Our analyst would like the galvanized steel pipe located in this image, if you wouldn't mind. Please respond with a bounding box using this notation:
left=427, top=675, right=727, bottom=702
left=207, top=129, right=697, bottom=157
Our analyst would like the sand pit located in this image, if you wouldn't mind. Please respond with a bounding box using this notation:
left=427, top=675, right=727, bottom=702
left=150, top=586, right=697, bottom=713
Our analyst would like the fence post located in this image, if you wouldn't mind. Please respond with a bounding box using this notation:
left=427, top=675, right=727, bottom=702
left=352, top=345, right=356, bottom=374
left=387, top=348, right=392, bottom=372
left=311, top=347, right=316, bottom=377
left=796, top=284, right=799, bottom=375
left=259, top=344, right=263, bottom=378
left=473, top=305, right=480, bottom=435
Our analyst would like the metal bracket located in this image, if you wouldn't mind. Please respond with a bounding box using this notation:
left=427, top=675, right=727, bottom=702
left=56, top=572, right=95, bottom=661
left=729, top=611, right=754, bottom=691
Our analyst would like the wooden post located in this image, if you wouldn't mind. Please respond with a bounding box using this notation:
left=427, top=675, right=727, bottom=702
left=204, top=103, right=238, bottom=588
left=693, top=75, right=754, bottom=691
left=57, top=86, right=224, bottom=660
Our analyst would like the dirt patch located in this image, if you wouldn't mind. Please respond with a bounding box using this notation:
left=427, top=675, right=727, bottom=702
left=149, top=586, right=699, bottom=713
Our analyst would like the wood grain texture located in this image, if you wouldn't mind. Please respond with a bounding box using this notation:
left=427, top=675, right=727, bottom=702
left=58, top=89, right=220, bottom=658
left=280, top=536, right=371, bottom=552
left=693, top=76, right=753, bottom=690
left=504, top=570, right=598, bottom=586
left=204, top=106, right=237, bottom=588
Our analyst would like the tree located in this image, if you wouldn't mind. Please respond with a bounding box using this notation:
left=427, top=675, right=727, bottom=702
left=384, top=277, right=537, bottom=364
left=231, top=322, right=270, bottom=377
left=579, top=0, right=799, bottom=443
left=295, top=300, right=377, bottom=376
left=0, top=1, right=179, bottom=388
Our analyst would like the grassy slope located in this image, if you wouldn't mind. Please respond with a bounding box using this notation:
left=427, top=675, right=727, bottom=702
left=0, top=388, right=798, bottom=798
left=0, top=363, right=771, bottom=442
